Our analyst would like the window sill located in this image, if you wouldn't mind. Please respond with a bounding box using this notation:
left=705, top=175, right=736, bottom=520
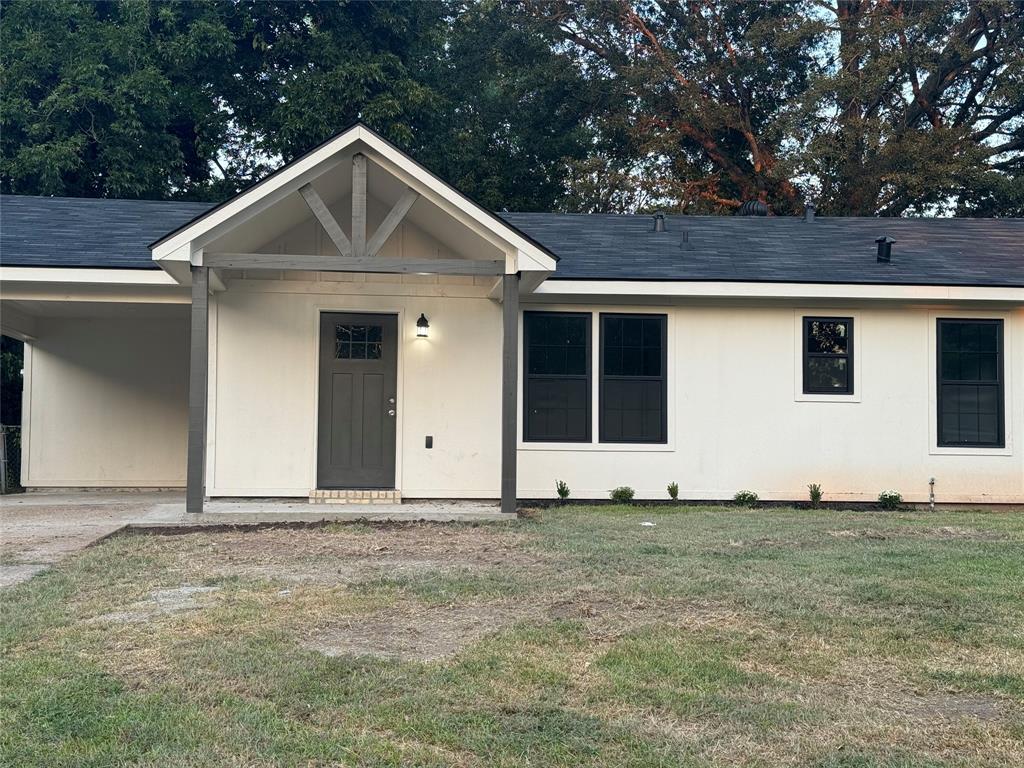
left=795, top=393, right=861, bottom=403
left=518, top=441, right=674, bottom=453
left=929, top=445, right=1011, bottom=457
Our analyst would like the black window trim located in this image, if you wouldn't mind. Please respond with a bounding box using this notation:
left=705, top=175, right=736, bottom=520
left=599, top=312, right=668, bottom=444
left=802, top=316, right=854, bottom=395
left=523, top=310, right=592, bottom=443
left=936, top=317, right=1005, bottom=449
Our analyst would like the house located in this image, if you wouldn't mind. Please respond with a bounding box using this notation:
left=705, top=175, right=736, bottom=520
left=1, top=123, right=1022, bottom=511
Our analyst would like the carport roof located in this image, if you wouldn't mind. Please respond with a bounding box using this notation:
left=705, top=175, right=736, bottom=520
left=2, top=194, right=1022, bottom=288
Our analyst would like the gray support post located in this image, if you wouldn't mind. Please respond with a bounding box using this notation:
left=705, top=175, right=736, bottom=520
left=352, top=153, right=367, bottom=259
left=186, top=265, right=209, bottom=513
left=500, top=272, right=520, bottom=515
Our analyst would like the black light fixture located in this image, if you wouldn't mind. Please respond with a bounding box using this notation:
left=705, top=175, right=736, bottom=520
left=416, top=313, right=430, bottom=338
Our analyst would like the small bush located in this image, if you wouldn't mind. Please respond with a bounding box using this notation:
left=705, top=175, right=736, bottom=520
left=667, top=481, right=679, bottom=501
left=610, top=486, right=635, bottom=504
left=808, top=483, right=823, bottom=508
left=555, top=479, right=570, bottom=502
left=733, top=490, right=759, bottom=506
left=878, top=490, right=902, bottom=510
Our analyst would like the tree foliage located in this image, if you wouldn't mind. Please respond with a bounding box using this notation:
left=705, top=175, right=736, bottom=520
left=2, top=0, right=1021, bottom=215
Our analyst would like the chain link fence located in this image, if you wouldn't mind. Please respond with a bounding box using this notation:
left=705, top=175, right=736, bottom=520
left=1, top=425, right=22, bottom=494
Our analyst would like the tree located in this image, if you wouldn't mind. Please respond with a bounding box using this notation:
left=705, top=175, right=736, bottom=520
left=1, top=0, right=238, bottom=200
left=799, top=0, right=1024, bottom=216
left=525, top=0, right=822, bottom=213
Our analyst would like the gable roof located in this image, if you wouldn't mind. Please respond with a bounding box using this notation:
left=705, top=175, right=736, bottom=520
left=2, top=195, right=1022, bottom=288
left=148, top=122, right=558, bottom=271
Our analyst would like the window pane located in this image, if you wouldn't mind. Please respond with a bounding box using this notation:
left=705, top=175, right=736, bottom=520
left=524, top=313, right=590, bottom=442
left=938, top=321, right=1003, bottom=447
left=806, top=357, right=848, bottom=392
left=807, top=320, right=849, bottom=354
left=600, top=315, right=667, bottom=444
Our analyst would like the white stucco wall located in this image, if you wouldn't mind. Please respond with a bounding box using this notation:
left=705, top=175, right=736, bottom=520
left=21, top=312, right=189, bottom=487
left=16, top=279, right=1020, bottom=503
left=206, top=274, right=1022, bottom=504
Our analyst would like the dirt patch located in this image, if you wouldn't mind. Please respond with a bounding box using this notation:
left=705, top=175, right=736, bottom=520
left=303, top=602, right=534, bottom=661
left=169, top=524, right=551, bottom=587
left=896, top=691, right=1004, bottom=721
left=93, top=585, right=220, bottom=624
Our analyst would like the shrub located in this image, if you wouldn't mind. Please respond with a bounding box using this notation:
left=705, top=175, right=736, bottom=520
left=733, top=490, right=759, bottom=506
left=555, top=479, right=570, bottom=502
left=878, top=490, right=902, bottom=510
left=808, top=483, right=823, bottom=508
left=667, top=481, right=679, bottom=501
left=610, top=486, right=635, bottom=504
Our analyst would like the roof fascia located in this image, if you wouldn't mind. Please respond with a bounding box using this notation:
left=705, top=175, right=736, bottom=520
left=533, top=280, right=1024, bottom=303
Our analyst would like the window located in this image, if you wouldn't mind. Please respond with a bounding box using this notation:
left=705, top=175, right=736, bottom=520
left=938, top=319, right=1004, bottom=448
left=524, top=312, right=591, bottom=442
left=336, top=324, right=382, bottom=359
left=803, top=317, right=853, bottom=394
left=600, top=314, right=667, bottom=443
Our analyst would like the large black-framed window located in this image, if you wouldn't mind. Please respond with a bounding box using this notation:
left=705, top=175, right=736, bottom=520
left=803, top=317, right=854, bottom=394
left=524, top=312, right=591, bottom=442
left=937, top=319, right=1004, bottom=448
left=599, top=313, right=667, bottom=444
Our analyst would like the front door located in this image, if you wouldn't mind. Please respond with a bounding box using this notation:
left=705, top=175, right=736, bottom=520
left=317, top=312, right=398, bottom=488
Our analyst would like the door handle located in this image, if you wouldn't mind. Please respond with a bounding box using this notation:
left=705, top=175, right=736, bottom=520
left=387, top=409, right=396, bottom=417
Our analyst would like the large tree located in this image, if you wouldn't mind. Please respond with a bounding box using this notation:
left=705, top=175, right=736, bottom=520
left=799, top=0, right=1024, bottom=216
left=525, top=0, right=822, bottom=214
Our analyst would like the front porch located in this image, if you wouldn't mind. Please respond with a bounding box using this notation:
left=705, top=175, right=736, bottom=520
left=153, top=125, right=557, bottom=515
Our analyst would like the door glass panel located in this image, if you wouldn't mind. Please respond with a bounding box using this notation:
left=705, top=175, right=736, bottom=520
left=336, top=325, right=383, bottom=359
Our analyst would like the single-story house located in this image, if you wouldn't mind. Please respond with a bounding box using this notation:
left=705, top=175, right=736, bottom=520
left=2, top=123, right=1022, bottom=512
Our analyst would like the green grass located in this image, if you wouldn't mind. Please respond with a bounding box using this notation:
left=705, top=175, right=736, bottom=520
left=2, top=506, right=1022, bottom=766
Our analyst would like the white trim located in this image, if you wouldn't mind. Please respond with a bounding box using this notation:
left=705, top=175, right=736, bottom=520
left=151, top=125, right=557, bottom=273
left=517, top=304, right=676, bottom=452
left=0, top=267, right=178, bottom=286
left=535, top=280, right=1024, bottom=303
left=793, top=309, right=862, bottom=403
left=927, top=309, right=1013, bottom=456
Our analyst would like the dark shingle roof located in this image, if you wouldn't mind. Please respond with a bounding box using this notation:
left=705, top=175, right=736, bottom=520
left=2, top=195, right=1022, bottom=287
left=1, top=195, right=211, bottom=270
left=500, top=212, right=1024, bottom=287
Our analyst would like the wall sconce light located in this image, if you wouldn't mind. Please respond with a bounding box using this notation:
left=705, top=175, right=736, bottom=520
left=416, top=313, right=430, bottom=338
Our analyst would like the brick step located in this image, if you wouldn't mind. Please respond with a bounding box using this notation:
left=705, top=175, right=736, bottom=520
left=309, top=489, right=401, bottom=505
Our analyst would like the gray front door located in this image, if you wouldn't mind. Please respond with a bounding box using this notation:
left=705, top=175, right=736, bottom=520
left=317, top=312, right=398, bottom=489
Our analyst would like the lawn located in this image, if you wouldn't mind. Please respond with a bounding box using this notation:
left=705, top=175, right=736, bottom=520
left=1, top=506, right=1022, bottom=767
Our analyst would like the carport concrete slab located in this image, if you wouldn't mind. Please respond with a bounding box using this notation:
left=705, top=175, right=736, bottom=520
left=1, top=491, right=511, bottom=588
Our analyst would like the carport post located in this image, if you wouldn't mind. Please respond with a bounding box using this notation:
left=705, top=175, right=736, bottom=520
left=501, top=272, right=520, bottom=516
left=186, top=265, right=209, bottom=514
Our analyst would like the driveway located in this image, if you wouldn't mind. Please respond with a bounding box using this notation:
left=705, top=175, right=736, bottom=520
left=0, top=491, right=182, bottom=587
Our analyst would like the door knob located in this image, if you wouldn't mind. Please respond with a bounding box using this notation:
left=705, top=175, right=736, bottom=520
left=387, top=409, right=396, bottom=417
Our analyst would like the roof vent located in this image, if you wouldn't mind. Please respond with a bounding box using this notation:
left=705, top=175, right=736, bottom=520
left=652, top=213, right=666, bottom=232
left=736, top=200, right=768, bottom=216
left=804, top=202, right=816, bottom=223
left=876, top=235, right=895, bottom=263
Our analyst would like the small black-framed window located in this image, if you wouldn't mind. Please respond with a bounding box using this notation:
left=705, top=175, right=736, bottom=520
left=937, top=319, right=1004, bottom=448
left=803, top=317, right=853, bottom=395
left=599, top=313, right=667, bottom=444
left=524, top=312, right=591, bottom=442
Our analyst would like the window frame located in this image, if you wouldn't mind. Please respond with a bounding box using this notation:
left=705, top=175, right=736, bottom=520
left=522, top=310, right=592, bottom=443
left=598, top=312, right=668, bottom=445
left=936, top=318, right=1005, bottom=449
left=802, top=316, right=854, bottom=396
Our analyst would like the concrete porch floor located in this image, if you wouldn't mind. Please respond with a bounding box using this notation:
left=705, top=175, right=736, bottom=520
left=0, top=491, right=511, bottom=588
